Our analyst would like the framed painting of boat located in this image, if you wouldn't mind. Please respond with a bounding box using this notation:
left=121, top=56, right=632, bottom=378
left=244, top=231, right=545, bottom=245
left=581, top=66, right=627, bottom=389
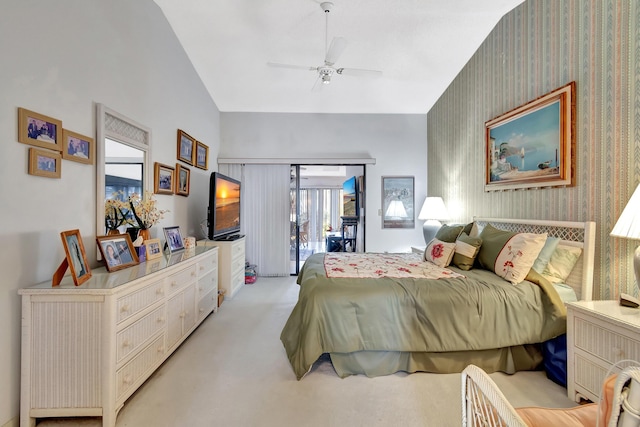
left=484, top=82, right=575, bottom=191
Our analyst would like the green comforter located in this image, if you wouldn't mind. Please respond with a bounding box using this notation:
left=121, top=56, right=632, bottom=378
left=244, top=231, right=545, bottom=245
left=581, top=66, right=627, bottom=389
left=280, top=253, right=566, bottom=380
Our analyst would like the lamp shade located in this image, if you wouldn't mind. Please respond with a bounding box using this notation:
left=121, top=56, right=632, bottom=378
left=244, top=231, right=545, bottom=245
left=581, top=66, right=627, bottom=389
left=385, top=200, right=408, bottom=218
left=611, top=184, right=640, bottom=240
left=418, top=197, right=450, bottom=221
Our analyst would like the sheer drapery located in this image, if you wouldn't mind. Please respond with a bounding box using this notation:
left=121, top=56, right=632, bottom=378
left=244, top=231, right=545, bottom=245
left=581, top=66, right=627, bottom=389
left=219, top=164, right=290, bottom=277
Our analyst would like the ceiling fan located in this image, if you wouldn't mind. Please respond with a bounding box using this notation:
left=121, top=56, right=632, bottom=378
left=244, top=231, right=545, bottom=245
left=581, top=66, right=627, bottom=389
left=267, top=2, right=382, bottom=90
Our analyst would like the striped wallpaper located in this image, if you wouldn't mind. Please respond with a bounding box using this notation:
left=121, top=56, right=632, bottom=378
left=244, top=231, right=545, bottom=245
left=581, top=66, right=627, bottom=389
left=427, top=0, right=639, bottom=299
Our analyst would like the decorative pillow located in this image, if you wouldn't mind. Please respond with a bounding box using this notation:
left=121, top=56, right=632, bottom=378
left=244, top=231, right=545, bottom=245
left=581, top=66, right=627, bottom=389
left=476, top=224, right=547, bottom=284
left=452, top=233, right=482, bottom=271
left=532, top=236, right=561, bottom=273
left=434, top=224, right=464, bottom=243
left=424, top=238, right=456, bottom=268
left=542, top=245, right=582, bottom=284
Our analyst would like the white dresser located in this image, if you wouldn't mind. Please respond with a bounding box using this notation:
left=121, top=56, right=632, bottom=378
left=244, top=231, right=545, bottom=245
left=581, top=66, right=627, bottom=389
left=567, top=300, right=640, bottom=402
left=198, top=236, right=245, bottom=299
left=19, top=246, right=218, bottom=427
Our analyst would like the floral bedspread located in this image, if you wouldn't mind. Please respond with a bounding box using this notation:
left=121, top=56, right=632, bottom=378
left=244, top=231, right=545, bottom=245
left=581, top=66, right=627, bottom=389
left=324, top=252, right=464, bottom=279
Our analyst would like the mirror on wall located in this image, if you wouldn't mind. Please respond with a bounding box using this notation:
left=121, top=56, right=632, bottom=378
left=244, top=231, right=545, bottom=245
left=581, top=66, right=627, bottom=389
left=96, top=104, right=151, bottom=240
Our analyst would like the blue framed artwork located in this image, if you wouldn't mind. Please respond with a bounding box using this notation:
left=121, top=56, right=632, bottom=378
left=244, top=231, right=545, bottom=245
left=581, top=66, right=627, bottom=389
left=484, top=82, right=575, bottom=191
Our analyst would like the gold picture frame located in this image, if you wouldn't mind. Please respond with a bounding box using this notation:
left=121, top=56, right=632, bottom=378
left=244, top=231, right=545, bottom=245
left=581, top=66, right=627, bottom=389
left=58, top=229, right=92, bottom=286
left=154, top=162, right=175, bottom=195
left=96, top=234, right=139, bottom=272
left=176, top=164, right=190, bottom=197
left=144, top=238, right=163, bottom=260
left=62, top=129, right=95, bottom=164
left=195, top=141, right=209, bottom=170
left=484, top=82, right=576, bottom=191
left=177, top=129, right=195, bottom=165
left=18, top=107, right=63, bottom=151
left=28, top=147, right=61, bottom=178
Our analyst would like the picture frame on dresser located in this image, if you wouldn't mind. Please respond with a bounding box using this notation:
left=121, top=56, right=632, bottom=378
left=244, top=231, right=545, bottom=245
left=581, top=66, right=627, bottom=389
left=163, top=225, right=185, bottom=253
left=145, top=238, right=163, bottom=260
left=58, top=229, right=92, bottom=286
left=96, top=234, right=139, bottom=272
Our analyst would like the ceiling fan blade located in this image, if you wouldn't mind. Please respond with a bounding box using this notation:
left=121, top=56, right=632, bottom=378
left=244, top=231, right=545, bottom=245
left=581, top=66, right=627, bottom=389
left=337, top=67, right=383, bottom=77
left=267, top=62, right=317, bottom=71
left=324, top=37, right=348, bottom=66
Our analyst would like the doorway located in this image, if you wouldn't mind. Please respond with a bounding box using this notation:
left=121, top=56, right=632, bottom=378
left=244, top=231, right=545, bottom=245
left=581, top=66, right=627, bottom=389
left=290, top=164, right=365, bottom=275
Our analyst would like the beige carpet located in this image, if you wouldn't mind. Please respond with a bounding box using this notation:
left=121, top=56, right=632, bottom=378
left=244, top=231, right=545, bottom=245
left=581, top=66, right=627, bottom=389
left=37, top=276, right=577, bottom=427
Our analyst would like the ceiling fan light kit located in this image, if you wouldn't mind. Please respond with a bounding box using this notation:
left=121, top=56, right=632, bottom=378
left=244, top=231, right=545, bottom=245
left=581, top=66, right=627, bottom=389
left=267, top=1, right=382, bottom=89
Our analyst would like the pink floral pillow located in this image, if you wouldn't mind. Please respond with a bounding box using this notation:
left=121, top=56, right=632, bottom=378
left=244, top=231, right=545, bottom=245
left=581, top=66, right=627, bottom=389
left=424, top=238, right=456, bottom=268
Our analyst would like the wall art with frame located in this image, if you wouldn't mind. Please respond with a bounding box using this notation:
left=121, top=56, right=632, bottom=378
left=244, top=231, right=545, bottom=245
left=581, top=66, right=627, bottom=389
left=62, top=129, right=94, bottom=164
left=195, top=141, right=208, bottom=170
left=18, top=107, right=62, bottom=151
left=96, top=234, right=139, bottom=272
left=154, top=162, right=175, bottom=195
left=177, top=129, right=195, bottom=165
left=485, top=82, right=575, bottom=191
left=381, top=176, right=415, bottom=229
left=176, top=164, right=190, bottom=196
left=28, top=148, right=61, bottom=178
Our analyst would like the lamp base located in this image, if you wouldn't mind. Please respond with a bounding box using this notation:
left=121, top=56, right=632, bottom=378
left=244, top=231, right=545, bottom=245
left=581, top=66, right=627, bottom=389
left=422, top=220, right=442, bottom=246
left=634, top=245, right=640, bottom=290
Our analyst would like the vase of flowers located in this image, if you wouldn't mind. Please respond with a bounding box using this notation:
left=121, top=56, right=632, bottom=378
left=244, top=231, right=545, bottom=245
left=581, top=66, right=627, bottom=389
left=128, top=191, right=168, bottom=239
left=104, top=191, right=131, bottom=234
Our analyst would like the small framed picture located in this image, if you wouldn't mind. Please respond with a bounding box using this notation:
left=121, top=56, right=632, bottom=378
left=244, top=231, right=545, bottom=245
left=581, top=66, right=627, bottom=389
left=163, top=226, right=185, bottom=253
left=195, top=141, right=208, bottom=170
left=177, top=129, right=195, bottom=165
left=176, top=164, right=190, bottom=197
left=28, top=147, right=61, bottom=178
left=62, top=129, right=94, bottom=164
left=60, top=229, right=92, bottom=286
left=154, top=162, right=175, bottom=195
left=145, top=238, right=163, bottom=260
left=18, top=107, right=62, bottom=151
left=96, top=234, right=139, bottom=272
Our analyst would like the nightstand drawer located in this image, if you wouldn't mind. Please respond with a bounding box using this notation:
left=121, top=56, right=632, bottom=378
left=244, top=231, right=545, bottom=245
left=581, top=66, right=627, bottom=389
left=573, top=316, right=640, bottom=364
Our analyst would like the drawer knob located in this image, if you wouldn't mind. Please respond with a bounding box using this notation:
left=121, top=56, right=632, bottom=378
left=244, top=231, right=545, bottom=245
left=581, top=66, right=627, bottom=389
left=614, top=347, right=625, bottom=358
left=171, top=281, right=177, bottom=286
left=157, top=317, right=165, bottom=323
left=191, top=271, right=197, bottom=277
left=122, top=340, right=131, bottom=348
left=157, top=346, right=165, bottom=353
left=200, top=266, right=205, bottom=271
left=123, top=374, right=132, bottom=385
left=199, top=308, right=205, bottom=313
left=121, top=304, right=130, bottom=313
left=180, top=312, right=186, bottom=318
left=156, top=288, right=164, bottom=295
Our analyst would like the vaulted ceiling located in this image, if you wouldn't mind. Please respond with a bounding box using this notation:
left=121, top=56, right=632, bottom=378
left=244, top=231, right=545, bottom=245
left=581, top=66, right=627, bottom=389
left=153, top=0, right=524, bottom=114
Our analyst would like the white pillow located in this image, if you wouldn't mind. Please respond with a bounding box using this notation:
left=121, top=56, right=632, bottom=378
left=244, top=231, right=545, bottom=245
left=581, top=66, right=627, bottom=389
left=494, top=232, right=547, bottom=285
left=542, top=245, right=582, bottom=284
left=424, top=238, right=456, bottom=268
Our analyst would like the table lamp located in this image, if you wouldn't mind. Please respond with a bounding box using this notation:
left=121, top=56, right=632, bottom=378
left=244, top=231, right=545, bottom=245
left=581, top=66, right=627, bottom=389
left=610, top=183, right=640, bottom=288
left=418, top=196, right=450, bottom=244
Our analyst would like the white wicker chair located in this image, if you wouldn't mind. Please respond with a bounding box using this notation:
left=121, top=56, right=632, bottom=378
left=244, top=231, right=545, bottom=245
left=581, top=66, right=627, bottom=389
left=461, top=364, right=640, bottom=427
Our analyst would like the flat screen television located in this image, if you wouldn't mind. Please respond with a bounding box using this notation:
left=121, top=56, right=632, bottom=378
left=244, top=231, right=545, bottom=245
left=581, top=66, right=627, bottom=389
left=208, top=172, right=242, bottom=240
left=342, top=176, right=359, bottom=217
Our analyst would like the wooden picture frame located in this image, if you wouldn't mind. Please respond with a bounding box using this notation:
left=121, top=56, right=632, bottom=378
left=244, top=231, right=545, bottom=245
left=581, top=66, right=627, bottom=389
left=177, top=129, right=195, bottom=165
left=485, top=82, right=575, bottom=191
left=176, top=164, right=190, bottom=196
left=195, top=141, right=209, bottom=170
left=62, top=129, right=94, bottom=164
left=96, top=234, right=139, bottom=272
left=18, top=107, right=62, bottom=151
left=28, top=148, right=61, bottom=178
left=144, top=238, right=163, bottom=260
left=163, top=226, right=185, bottom=253
left=382, top=176, right=415, bottom=229
left=154, top=162, right=175, bottom=195
left=59, top=229, right=92, bottom=286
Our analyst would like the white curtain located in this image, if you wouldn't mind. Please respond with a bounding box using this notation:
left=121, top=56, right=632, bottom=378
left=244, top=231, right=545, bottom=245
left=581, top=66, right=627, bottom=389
left=219, top=163, right=290, bottom=277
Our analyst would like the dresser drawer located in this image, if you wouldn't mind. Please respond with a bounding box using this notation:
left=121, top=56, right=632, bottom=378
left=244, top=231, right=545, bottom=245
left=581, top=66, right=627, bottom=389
left=116, top=280, right=165, bottom=324
left=198, top=252, right=218, bottom=275
left=197, top=270, right=217, bottom=299
left=197, top=290, right=217, bottom=320
left=166, top=264, right=198, bottom=295
left=572, top=352, right=609, bottom=401
left=231, top=241, right=244, bottom=260
left=116, top=305, right=166, bottom=364
left=573, top=316, right=640, bottom=364
left=231, top=255, right=245, bottom=276
left=116, top=334, right=166, bottom=401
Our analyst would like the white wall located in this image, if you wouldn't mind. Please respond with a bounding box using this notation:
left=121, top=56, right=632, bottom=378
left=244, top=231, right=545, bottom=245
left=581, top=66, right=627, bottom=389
left=0, top=1, right=220, bottom=424
left=220, top=112, right=428, bottom=253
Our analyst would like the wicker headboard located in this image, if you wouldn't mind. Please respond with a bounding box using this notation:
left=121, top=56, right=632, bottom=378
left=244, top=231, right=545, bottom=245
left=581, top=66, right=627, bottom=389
left=473, top=217, right=596, bottom=301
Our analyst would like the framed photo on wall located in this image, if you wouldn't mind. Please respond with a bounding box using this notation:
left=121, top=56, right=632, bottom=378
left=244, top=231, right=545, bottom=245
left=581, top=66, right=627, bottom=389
left=62, top=129, right=94, bottom=164
left=195, top=141, right=208, bottom=170
left=154, top=162, right=175, bottom=194
left=381, top=176, right=415, bottom=229
left=484, top=82, right=575, bottom=191
left=28, top=148, right=61, bottom=178
left=176, top=164, right=190, bottom=196
left=18, top=107, right=63, bottom=151
left=177, top=129, right=195, bottom=165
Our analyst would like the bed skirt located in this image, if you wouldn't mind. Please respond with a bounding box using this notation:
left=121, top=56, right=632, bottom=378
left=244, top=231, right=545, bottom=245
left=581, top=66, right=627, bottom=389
left=328, top=345, right=543, bottom=378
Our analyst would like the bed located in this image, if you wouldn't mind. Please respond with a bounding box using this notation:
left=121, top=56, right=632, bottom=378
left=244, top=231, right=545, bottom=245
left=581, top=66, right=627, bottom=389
left=280, top=218, right=596, bottom=380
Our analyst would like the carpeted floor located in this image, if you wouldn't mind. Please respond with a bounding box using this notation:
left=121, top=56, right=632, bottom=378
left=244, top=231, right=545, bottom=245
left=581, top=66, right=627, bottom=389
left=37, top=276, right=578, bottom=427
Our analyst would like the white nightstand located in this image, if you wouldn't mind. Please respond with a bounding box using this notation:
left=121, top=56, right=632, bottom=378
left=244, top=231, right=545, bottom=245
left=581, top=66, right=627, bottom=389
left=566, top=300, right=640, bottom=402
left=411, top=246, right=426, bottom=254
